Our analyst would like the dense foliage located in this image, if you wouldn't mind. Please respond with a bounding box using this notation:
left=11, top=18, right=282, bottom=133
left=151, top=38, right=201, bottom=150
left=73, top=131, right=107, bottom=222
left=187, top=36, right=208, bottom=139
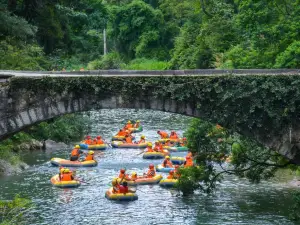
left=0, top=195, right=34, bottom=225
left=0, top=114, right=90, bottom=163
left=178, top=118, right=291, bottom=195
left=1, top=0, right=299, bottom=70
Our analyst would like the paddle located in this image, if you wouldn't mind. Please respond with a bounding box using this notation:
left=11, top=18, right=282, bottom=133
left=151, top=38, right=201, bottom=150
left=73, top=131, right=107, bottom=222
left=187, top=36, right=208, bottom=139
left=136, top=150, right=145, bottom=156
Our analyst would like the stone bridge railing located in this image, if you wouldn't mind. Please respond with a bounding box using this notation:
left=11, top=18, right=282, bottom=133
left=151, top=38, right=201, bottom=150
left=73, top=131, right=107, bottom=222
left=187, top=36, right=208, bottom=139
left=1, top=69, right=300, bottom=77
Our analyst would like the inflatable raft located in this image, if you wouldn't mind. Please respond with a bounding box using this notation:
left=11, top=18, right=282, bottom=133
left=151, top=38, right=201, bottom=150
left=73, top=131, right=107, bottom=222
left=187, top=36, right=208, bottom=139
left=105, top=187, right=138, bottom=201
left=170, top=157, right=185, bottom=165
left=158, top=139, right=180, bottom=144
left=128, top=126, right=143, bottom=133
left=79, top=143, right=107, bottom=150
left=159, top=179, right=178, bottom=188
left=156, top=165, right=174, bottom=173
left=143, top=150, right=170, bottom=159
left=50, top=158, right=97, bottom=167
left=111, top=141, right=148, bottom=149
left=111, top=135, right=136, bottom=141
left=117, top=174, right=163, bottom=186
left=50, top=174, right=81, bottom=188
left=164, top=146, right=189, bottom=152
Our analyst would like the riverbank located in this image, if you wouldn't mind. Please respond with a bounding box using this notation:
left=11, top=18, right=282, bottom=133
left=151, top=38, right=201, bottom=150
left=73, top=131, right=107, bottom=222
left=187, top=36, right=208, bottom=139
left=0, top=114, right=90, bottom=176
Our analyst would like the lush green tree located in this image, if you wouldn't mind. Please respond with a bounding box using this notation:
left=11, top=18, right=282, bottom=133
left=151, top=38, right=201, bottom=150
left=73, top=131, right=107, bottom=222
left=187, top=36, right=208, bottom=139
left=110, top=0, right=166, bottom=59
left=178, top=118, right=292, bottom=195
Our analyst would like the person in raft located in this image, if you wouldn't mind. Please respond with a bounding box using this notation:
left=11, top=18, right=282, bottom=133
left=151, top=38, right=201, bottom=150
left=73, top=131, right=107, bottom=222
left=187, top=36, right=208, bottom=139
left=112, top=178, right=120, bottom=193
left=124, top=120, right=133, bottom=130
left=169, top=131, right=179, bottom=139
left=157, top=130, right=169, bottom=139
left=84, top=151, right=95, bottom=161
left=95, top=136, right=104, bottom=144
left=144, top=164, right=156, bottom=178
left=130, top=172, right=138, bottom=181
left=133, top=120, right=141, bottom=128
left=184, top=155, right=194, bottom=168
left=162, top=156, right=173, bottom=168
left=145, top=142, right=154, bottom=152
left=167, top=170, right=175, bottom=179
left=136, top=135, right=146, bottom=144
left=123, top=134, right=133, bottom=144
left=59, top=166, right=65, bottom=180
left=164, top=139, right=175, bottom=147
left=119, top=181, right=129, bottom=194
left=119, top=169, right=130, bottom=180
left=153, top=141, right=164, bottom=152
left=84, top=136, right=92, bottom=145
left=116, top=129, right=127, bottom=137
left=174, top=165, right=181, bottom=179
left=70, top=145, right=83, bottom=161
left=60, top=168, right=75, bottom=181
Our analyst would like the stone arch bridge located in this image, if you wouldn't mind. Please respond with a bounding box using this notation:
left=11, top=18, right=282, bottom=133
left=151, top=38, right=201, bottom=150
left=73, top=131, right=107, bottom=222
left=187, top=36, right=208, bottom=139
left=1, top=69, right=300, bottom=163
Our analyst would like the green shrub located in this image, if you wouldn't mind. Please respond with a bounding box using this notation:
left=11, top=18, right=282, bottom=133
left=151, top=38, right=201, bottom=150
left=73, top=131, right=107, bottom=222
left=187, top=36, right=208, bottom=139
left=87, top=52, right=123, bottom=70
left=121, top=58, right=170, bottom=70
left=275, top=41, right=300, bottom=68
left=0, top=195, right=34, bottom=225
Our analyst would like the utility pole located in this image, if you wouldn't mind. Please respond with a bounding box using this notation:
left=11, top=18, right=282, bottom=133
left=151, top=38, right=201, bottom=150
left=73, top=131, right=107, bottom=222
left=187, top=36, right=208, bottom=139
left=103, top=28, right=107, bottom=55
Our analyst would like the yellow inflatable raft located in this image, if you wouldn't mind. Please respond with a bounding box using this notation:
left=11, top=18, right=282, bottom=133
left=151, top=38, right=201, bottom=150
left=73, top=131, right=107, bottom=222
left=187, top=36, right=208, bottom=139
left=159, top=179, right=178, bottom=188
left=50, top=158, right=97, bottom=167
left=143, top=150, right=169, bottom=159
left=50, top=174, right=81, bottom=188
left=79, top=143, right=107, bottom=150
left=112, top=141, right=148, bottom=149
left=105, top=187, right=138, bottom=201
left=117, top=174, right=163, bottom=186
left=111, top=135, right=126, bottom=141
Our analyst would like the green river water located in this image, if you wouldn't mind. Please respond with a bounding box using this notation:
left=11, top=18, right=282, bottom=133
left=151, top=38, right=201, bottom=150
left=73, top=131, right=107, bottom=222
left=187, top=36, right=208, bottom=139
left=0, top=109, right=298, bottom=225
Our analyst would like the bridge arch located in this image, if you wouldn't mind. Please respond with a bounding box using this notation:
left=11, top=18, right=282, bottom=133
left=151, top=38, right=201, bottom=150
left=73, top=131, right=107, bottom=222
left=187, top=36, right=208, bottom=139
left=1, top=74, right=300, bottom=163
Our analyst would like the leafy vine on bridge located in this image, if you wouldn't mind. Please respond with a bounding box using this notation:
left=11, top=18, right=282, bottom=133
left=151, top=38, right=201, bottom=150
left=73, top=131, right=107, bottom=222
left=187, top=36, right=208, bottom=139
left=10, top=75, right=300, bottom=142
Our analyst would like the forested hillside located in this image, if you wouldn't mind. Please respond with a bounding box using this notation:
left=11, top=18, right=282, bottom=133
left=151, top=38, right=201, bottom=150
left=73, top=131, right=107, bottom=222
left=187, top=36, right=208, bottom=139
left=1, top=0, right=299, bottom=70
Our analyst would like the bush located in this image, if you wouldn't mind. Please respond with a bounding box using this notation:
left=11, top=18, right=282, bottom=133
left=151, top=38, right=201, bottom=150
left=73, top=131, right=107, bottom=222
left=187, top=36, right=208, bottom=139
left=0, top=39, right=49, bottom=70
left=274, top=41, right=300, bottom=68
left=0, top=195, right=34, bottom=225
left=29, top=114, right=91, bottom=143
left=121, top=58, right=170, bottom=70
left=87, top=52, right=123, bottom=70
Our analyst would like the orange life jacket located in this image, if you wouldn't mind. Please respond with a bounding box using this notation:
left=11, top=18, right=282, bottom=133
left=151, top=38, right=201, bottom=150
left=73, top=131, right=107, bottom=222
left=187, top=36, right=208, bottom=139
left=169, top=134, right=179, bottom=139
left=97, top=139, right=104, bottom=144
left=125, top=137, right=132, bottom=143
left=167, top=174, right=174, bottom=179
left=125, top=124, right=133, bottom=129
left=184, top=158, right=194, bottom=167
left=71, top=149, right=80, bottom=157
left=146, top=147, right=154, bottom=152
left=117, top=130, right=126, bottom=136
left=85, top=139, right=92, bottom=145
left=133, top=123, right=140, bottom=128
left=92, top=140, right=97, bottom=145
left=159, top=131, right=169, bottom=139
left=85, top=154, right=94, bottom=161
left=61, top=172, right=73, bottom=181
left=147, top=169, right=156, bottom=177
left=119, top=173, right=129, bottom=180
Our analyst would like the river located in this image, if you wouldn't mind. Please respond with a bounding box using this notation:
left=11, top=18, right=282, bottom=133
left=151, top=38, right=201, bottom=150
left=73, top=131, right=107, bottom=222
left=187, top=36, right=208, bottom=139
left=0, top=109, right=298, bottom=225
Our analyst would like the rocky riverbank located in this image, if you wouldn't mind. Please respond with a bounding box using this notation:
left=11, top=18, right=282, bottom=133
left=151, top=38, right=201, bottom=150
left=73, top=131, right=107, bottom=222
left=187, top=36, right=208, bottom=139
left=0, top=139, right=68, bottom=176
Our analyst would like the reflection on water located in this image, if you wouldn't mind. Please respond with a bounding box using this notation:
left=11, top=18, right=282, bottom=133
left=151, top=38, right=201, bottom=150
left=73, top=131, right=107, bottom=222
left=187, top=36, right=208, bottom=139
left=0, top=109, right=297, bottom=225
